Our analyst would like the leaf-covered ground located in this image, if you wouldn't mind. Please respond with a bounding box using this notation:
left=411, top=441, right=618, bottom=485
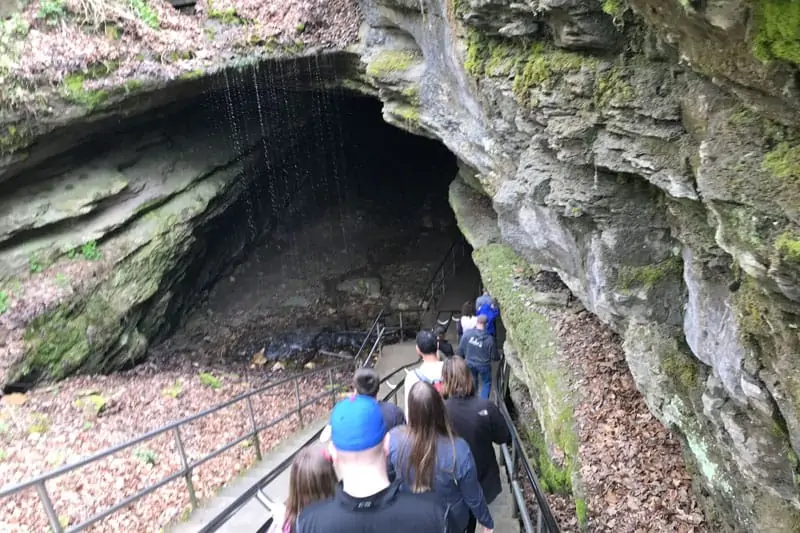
left=0, top=357, right=352, bottom=532
left=0, top=0, right=360, bottom=115
left=509, top=273, right=707, bottom=532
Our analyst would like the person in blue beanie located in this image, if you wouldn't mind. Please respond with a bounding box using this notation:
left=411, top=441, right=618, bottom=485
left=296, top=394, right=459, bottom=533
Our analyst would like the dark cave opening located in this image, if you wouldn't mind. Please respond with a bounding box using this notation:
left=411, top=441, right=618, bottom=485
left=1, top=54, right=467, bottom=389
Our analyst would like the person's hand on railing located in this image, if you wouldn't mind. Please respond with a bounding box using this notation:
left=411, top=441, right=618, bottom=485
left=481, top=527, right=493, bottom=533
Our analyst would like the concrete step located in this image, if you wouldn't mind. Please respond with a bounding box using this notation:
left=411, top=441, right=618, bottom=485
left=491, top=445, right=521, bottom=533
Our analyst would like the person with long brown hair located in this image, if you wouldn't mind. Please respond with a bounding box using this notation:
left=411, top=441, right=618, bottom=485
left=297, top=394, right=459, bottom=532
left=388, top=381, right=494, bottom=533
left=267, top=447, right=336, bottom=533
left=442, top=356, right=511, bottom=533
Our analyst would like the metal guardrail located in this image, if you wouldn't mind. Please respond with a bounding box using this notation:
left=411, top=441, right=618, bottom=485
left=496, top=356, right=561, bottom=533
left=0, top=361, right=355, bottom=533
left=201, top=359, right=420, bottom=532
left=419, top=236, right=470, bottom=311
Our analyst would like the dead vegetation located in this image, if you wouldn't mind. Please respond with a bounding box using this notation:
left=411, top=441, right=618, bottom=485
left=0, top=0, right=361, bottom=118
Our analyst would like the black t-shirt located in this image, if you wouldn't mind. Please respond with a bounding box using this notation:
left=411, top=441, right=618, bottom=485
left=379, top=401, right=406, bottom=430
left=295, top=480, right=459, bottom=533
left=438, top=339, right=455, bottom=358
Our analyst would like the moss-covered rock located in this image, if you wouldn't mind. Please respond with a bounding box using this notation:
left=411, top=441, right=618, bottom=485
left=366, top=50, right=422, bottom=78
left=472, top=243, right=583, bottom=518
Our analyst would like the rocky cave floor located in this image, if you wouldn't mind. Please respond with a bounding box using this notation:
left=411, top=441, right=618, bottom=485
left=511, top=273, right=707, bottom=533
left=0, top=202, right=454, bottom=532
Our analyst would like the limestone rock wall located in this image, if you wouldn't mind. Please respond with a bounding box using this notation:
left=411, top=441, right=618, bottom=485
left=356, top=0, right=800, bottom=530
left=0, top=64, right=336, bottom=386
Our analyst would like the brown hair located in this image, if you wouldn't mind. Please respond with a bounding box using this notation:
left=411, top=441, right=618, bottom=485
left=461, top=300, right=475, bottom=317
left=442, top=356, right=475, bottom=398
left=284, top=447, right=337, bottom=531
left=401, top=381, right=456, bottom=492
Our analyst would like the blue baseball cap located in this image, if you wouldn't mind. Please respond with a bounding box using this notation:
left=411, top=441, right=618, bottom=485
left=329, top=394, right=387, bottom=452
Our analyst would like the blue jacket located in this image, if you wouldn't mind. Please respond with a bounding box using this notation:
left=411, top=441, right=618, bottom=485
left=387, top=428, right=493, bottom=530
left=476, top=303, right=499, bottom=336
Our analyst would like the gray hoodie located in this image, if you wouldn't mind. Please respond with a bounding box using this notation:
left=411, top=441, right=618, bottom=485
left=458, top=329, right=496, bottom=366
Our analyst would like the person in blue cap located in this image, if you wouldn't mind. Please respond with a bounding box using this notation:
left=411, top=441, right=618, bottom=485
left=296, top=394, right=459, bottom=533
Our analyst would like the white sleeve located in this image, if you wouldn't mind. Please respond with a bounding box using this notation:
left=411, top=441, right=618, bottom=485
left=319, top=424, right=332, bottom=444
left=402, top=372, right=416, bottom=420
left=266, top=503, right=287, bottom=533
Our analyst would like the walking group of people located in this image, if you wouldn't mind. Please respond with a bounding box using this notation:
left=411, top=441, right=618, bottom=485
left=267, top=290, right=509, bottom=533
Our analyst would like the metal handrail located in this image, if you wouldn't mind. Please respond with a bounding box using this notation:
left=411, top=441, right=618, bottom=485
left=198, top=359, right=420, bottom=532
left=353, top=310, right=384, bottom=367
left=420, top=236, right=470, bottom=310
left=0, top=360, right=355, bottom=533
left=496, top=356, right=561, bottom=533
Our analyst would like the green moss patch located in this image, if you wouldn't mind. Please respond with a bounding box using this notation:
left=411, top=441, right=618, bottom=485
left=207, top=0, right=246, bottom=24
left=601, top=0, right=627, bottom=20
left=762, top=142, right=800, bottom=182
left=617, top=256, right=683, bottom=291
left=464, top=29, right=525, bottom=77
left=472, top=244, right=580, bottom=505
left=775, top=230, right=800, bottom=263
left=594, top=66, right=635, bottom=108
left=753, top=0, right=800, bottom=66
left=391, top=104, right=420, bottom=128
left=0, top=123, right=33, bottom=156
left=366, top=50, right=421, bottom=78
left=462, top=29, right=592, bottom=108
left=513, top=43, right=589, bottom=106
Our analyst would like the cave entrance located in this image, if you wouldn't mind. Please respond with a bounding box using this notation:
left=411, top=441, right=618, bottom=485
left=0, top=52, right=482, bottom=390
left=142, top=56, right=471, bottom=368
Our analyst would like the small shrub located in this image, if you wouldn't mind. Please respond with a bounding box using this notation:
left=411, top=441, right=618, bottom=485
left=0, top=449, right=7, bottom=461
left=134, top=447, right=158, bottom=465
left=0, top=291, right=8, bottom=314
left=36, top=0, right=67, bottom=25
left=162, top=380, right=183, bottom=399
left=199, top=372, right=222, bottom=390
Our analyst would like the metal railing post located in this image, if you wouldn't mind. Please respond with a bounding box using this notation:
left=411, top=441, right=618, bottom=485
left=35, top=482, right=62, bottom=533
left=399, top=313, right=404, bottom=341
left=294, top=379, right=304, bottom=429
left=173, top=427, right=199, bottom=509
left=328, top=368, right=336, bottom=408
left=246, top=397, right=262, bottom=461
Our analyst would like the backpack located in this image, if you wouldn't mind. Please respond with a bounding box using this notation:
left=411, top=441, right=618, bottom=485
left=414, top=369, right=444, bottom=394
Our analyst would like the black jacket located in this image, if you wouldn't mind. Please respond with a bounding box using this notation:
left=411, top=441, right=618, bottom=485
left=438, top=338, right=455, bottom=358
left=379, top=401, right=406, bottom=431
left=444, top=396, right=511, bottom=504
left=296, top=480, right=459, bottom=533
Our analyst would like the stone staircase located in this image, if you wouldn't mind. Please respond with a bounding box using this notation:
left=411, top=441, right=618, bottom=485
left=491, top=445, right=521, bottom=533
